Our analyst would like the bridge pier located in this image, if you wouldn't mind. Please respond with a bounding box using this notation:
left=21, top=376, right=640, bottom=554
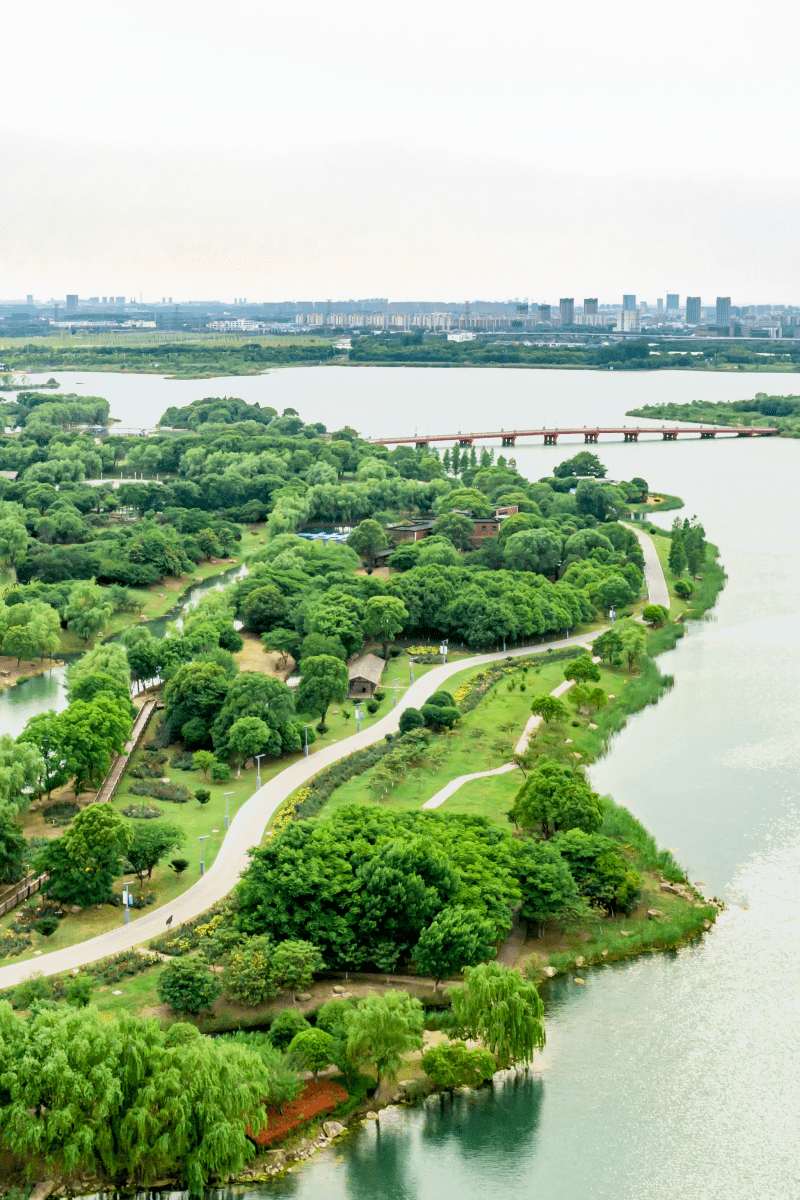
left=623, top=431, right=640, bottom=442
left=415, top=440, right=429, bottom=449
left=700, top=431, right=716, bottom=439
left=458, top=437, right=474, bottom=446
left=501, top=434, right=517, bottom=446
left=584, top=431, right=599, bottom=443
left=543, top=433, right=558, bottom=445
left=661, top=431, right=678, bottom=440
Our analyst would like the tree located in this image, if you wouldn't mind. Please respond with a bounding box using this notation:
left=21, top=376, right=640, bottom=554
left=449, top=962, right=545, bottom=1068
left=122, top=627, right=161, bottom=688
left=211, top=671, right=294, bottom=760
left=295, top=655, right=349, bottom=727
left=399, top=707, right=425, bottom=734
left=225, top=936, right=280, bottom=1006
left=0, top=518, right=27, bottom=574
left=564, top=655, right=601, bottom=684
left=268, top=1007, right=311, bottom=1049
left=553, top=451, right=607, bottom=478
left=227, top=716, right=271, bottom=777
left=529, top=694, right=569, bottom=724
left=616, top=618, right=648, bottom=670
left=347, top=518, right=389, bottom=570
left=515, top=840, right=580, bottom=934
left=287, top=1028, right=335, bottom=1080
left=192, top=749, right=217, bottom=779
left=643, top=604, right=668, bottom=626
left=503, top=528, right=562, bottom=575
left=595, top=574, right=635, bottom=611
left=684, top=523, right=706, bottom=577
left=511, top=759, right=603, bottom=840
left=674, top=578, right=694, bottom=599
left=68, top=642, right=132, bottom=695
left=421, top=1041, right=496, bottom=1089
left=362, top=594, right=409, bottom=660
left=345, top=990, right=424, bottom=1104
left=64, top=578, right=113, bottom=644
left=421, top=702, right=461, bottom=730
left=0, top=735, right=44, bottom=812
left=0, top=806, right=27, bottom=885
left=262, top=626, right=301, bottom=668
left=668, top=531, right=687, bottom=577
left=126, top=822, right=185, bottom=884
left=59, top=696, right=132, bottom=794
left=431, top=512, right=474, bottom=551
left=412, top=906, right=497, bottom=988
left=241, top=584, right=287, bottom=634
left=157, top=956, right=223, bottom=1015
left=593, top=628, right=623, bottom=664
left=36, top=803, right=133, bottom=906
left=271, top=939, right=324, bottom=1001
left=163, top=659, right=230, bottom=746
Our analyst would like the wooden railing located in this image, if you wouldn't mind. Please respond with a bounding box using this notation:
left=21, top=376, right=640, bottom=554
left=94, top=698, right=160, bottom=805
left=0, top=872, right=49, bottom=919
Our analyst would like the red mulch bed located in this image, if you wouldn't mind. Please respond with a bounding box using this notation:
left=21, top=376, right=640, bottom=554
left=250, top=1079, right=349, bottom=1146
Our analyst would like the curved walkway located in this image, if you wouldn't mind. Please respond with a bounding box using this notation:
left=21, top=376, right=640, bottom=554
left=623, top=522, right=670, bottom=609
left=0, top=630, right=601, bottom=987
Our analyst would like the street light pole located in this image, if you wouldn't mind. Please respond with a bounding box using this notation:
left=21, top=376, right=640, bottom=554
left=255, top=754, right=264, bottom=789
left=392, top=677, right=402, bottom=707
left=303, top=723, right=313, bottom=756
left=198, top=834, right=210, bottom=876
left=122, top=883, right=130, bottom=925
left=439, top=640, right=448, bottom=665
left=409, top=657, right=416, bottom=684
left=355, top=706, right=364, bottom=733
left=223, top=791, right=233, bottom=831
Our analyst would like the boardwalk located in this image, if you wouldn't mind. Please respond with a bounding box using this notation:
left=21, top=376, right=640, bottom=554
left=370, top=424, right=777, bottom=448
left=94, top=698, right=159, bottom=805
left=624, top=523, right=671, bottom=609
left=0, top=631, right=603, bottom=988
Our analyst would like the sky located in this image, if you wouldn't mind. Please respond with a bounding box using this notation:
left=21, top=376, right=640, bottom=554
left=2, top=0, right=800, bottom=304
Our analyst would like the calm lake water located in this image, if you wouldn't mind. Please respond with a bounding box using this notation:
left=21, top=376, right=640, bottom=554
left=19, top=367, right=800, bottom=1198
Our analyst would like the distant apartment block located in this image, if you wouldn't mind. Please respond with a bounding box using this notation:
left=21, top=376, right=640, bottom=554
left=584, top=298, right=598, bottom=315
left=66, top=294, right=78, bottom=311
left=538, top=304, right=552, bottom=324
left=686, top=296, right=701, bottom=325
left=616, top=309, right=641, bottom=333
left=716, top=297, right=731, bottom=324
left=666, top=293, right=679, bottom=311
left=559, top=298, right=575, bottom=325
left=622, top=294, right=637, bottom=312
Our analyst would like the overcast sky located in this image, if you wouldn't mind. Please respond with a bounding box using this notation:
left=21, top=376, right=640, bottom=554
left=2, top=0, right=799, bottom=304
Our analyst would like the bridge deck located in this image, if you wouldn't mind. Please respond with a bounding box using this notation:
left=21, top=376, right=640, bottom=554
left=370, top=425, right=777, bottom=445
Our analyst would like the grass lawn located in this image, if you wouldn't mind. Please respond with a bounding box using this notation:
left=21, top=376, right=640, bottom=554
left=647, top=527, right=689, bottom=620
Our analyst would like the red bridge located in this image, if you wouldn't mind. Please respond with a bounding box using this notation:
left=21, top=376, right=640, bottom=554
left=370, top=424, right=778, bottom=447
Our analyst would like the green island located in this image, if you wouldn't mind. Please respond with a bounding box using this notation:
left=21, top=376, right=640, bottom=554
left=0, top=393, right=726, bottom=1195
left=3, top=330, right=800, bottom=380
left=626, top=391, right=800, bottom=436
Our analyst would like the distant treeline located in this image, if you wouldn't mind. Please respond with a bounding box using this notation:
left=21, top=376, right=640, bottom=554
left=627, top=393, right=800, bottom=433
left=0, top=341, right=335, bottom=376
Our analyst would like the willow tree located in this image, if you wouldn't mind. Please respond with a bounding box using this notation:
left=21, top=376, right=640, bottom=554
left=449, top=962, right=545, bottom=1069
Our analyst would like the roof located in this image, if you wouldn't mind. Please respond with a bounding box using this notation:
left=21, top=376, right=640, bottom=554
left=348, top=653, right=385, bottom=685
left=0, top=470, right=18, bottom=480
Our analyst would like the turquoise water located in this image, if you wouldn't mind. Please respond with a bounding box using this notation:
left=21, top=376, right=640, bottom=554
left=18, top=367, right=800, bottom=1198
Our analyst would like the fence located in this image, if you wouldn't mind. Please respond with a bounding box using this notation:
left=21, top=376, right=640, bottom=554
left=94, top=698, right=159, bottom=805
left=0, top=872, right=49, bottom=919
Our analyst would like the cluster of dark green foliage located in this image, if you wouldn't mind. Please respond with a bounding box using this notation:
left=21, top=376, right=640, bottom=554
left=627, top=391, right=800, bottom=432
left=129, top=779, right=193, bottom=803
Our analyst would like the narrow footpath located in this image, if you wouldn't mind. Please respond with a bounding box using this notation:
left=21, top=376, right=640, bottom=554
left=0, top=630, right=600, bottom=987
left=624, top=521, right=671, bottom=609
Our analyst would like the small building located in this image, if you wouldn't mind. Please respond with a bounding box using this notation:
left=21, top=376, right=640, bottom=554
left=347, top=653, right=385, bottom=699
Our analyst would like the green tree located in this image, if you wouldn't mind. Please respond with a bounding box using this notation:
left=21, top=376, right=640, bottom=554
left=616, top=618, right=648, bottom=670
left=268, top=1007, right=311, bottom=1049
left=59, top=696, right=132, bottom=794
left=398, top=707, right=425, bottom=734
left=0, top=734, right=45, bottom=812
left=192, top=749, right=217, bottom=779
left=593, top=628, right=623, bottom=664
left=595, top=574, right=635, bottom=611
left=0, top=806, right=27, bottom=884
left=347, top=518, right=389, bottom=570
left=287, top=1028, right=335, bottom=1079
left=36, top=802, right=133, bottom=906
left=515, top=840, right=580, bottom=934
left=553, top=451, right=607, bottom=478
left=225, top=936, right=280, bottom=1006
left=345, top=990, right=425, bottom=1104
left=362, top=594, right=409, bottom=660
left=68, top=642, right=131, bottom=695
left=511, top=759, right=603, bottom=840
left=529, top=694, right=569, bottom=724
left=227, top=715, right=271, bottom=777
left=643, top=604, right=668, bottom=626
left=431, top=511, right=474, bottom=550
left=668, top=531, right=687, bottom=576
left=503, top=528, right=562, bottom=575
left=0, top=518, right=27, bottom=575
left=271, top=939, right=325, bottom=1001
left=412, top=905, right=497, bottom=988
left=126, top=821, right=185, bottom=884
left=421, top=1041, right=496, bottom=1089
left=295, top=654, right=349, bottom=728
left=563, top=655, right=601, bottom=684
left=64, top=578, right=114, bottom=644
left=262, top=626, right=302, bottom=669
left=449, top=962, right=545, bottom=1068
left=241, top=584, right=287, bottom=634
left=157, top=956, right=223, bottom=1015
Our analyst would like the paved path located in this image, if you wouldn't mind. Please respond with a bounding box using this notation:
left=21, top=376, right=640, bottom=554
left=624, top=522, right=671, bottom=609
left=0, top=630, right=601, bottom=988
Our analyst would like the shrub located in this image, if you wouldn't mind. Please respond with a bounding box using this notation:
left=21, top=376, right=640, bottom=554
left=122, top=803, right=163, bottom=819
left=129, top=780, right=193, bottom=804
left=366, top=700, right=379, bottom=715
left=41, top=802, right=80, bottom=827
left=12, top=972, right=53, bottom=1009
left=421, top=1041, right=496, bottom=1089
left=195, top=788, right=211, bottom=805
left=287, top=1028, right=336, bottom=1079
left=170, top=750, right=196, bottom=771
left=269, top=1008, right=311, bottom=1050
left=34, top=914, right=60, bottom=937
left=65, top=975, right=94, bottom=1007
left=643, top=604, right=669, bottom=627
left=88, top=951, right=155, bottom=985
left=674, top=578, right=694, bottom=599
left=169, top=858, right=190, bottom=876
left=225, top=937, right=279, bottom=1007
left=399, top=707, right=425, bottom=734
left=157, top=956, right=223, bottom=1015
left=210, top=762, right=231, bottom=783
left=373, top=689, right=386, bottom=702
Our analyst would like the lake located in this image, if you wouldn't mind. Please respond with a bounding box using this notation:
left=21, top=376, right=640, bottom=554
left=18, top=366, right=800, bottom=1198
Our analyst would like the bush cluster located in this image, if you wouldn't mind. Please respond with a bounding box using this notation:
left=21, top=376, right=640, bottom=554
left=122, top=803, right=163, bottom=819
left=87, top=950, right=156, bottom=985
left=129, top=780, right=193, bottom=804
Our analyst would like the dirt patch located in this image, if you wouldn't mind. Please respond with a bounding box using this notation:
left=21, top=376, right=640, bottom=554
left=234, top=633, right=295, bottom=680
left=0, top=656, right=63, bottom=690
left=356, top=566, right=392, bottom=579
left=251, top=1080, right=349, bottom=1146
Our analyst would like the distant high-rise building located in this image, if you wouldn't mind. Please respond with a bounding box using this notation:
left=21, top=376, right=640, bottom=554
left=666, top=293, right=679, bottom=311
left=616, top=309, right=641, bottom=333
left=538, top=304, right=552, bottom=324
left=716, top=296, right=731, bottom=324
left=116, top=296, right=125, bottom=305
left=622, top=294, right=636, bottom=312
left=657, top=298, right=664, bottom=315
left=26, top=294, right=33, bottom=306
left=686, top=296, right=701, bottom=325
left=584, top=298, right=598, bottom=315
left=559, top=298, right=574, bottom=325
left=66, top=294, right=78, bottom=312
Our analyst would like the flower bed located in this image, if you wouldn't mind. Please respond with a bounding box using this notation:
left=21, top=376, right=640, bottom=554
left=122, top=803, right=163, bottom=819
left=129, top=780, right=192, bottom=804
left=250, top=1080, right=349, bottom=1147
left=87, top=950, right=156, bottom=985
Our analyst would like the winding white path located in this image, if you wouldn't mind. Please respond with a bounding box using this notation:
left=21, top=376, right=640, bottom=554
left=624, top=521, right=671, bottom=609
left=0, top=631, right=600, bottom=987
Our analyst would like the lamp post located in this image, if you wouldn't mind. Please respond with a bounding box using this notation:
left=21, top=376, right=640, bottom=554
left=223, top=791, right=233, bottom=831
left=122, top=883, right=131, bottom=925
left=355, top=706, right=364, bottom=733
left=392, top=677, right=402, bottom=707
left=198, top=834, right=210, bottom=876
left=408, top=657, right=416, bottom=684
left=302, top=723, right=313, bottom=756
left=439, top=639, right=448, bottom=665
left=255, top=754, right=265, bottom=789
